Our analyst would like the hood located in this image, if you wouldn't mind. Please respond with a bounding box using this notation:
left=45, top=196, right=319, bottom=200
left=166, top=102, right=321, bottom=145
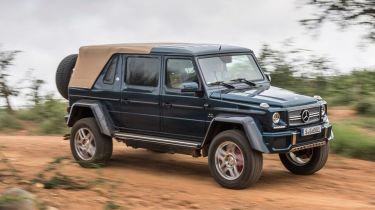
left=209, top=85, right=318, bottom=108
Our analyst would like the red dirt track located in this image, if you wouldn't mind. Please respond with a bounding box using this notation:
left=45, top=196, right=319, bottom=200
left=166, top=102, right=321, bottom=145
left=0, top=135, right=374, bottom=210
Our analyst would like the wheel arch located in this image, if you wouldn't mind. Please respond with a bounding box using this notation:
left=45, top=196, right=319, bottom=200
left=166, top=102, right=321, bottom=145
left=67, top=100, right=114, bottom=137
left=201, top=116, right=269, bottom=156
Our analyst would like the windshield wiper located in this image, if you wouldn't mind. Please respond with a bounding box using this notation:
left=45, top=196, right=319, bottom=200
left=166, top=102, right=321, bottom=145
left=230, top=78, right=256, bottom=86
left=208, top=81, right=235, bottom=89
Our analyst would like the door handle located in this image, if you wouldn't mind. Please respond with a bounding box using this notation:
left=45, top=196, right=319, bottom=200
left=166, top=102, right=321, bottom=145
left=164, top=102, right=172, bottom=109
left=123, top=98, right=130, bottom=104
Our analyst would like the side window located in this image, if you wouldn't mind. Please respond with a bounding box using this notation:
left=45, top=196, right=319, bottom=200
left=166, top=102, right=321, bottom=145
left=103, top=56, right=118, bottom=84
left=126, top=57, right=160, bottom=87
left=93, top=55, right=121, bottom=91
left=166, top=59, right=198, bottom=89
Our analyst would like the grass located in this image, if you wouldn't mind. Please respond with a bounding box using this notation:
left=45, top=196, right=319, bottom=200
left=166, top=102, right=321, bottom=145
left=41, top=173, right=90, bottom=190
left=0, top=111, right=21, bottom=131
left=354, top=117, right=375, bottom=131
left=104, top=201, right=123, bottom=210
left=331, top=121, right=375, bottom=161
left=0, top=97, right=69, bottom=135
left=31, top=157, right=106, bottom=190
left=0, top=150, right=122, bottom=209
left=0, top=194, right=30, bottom=205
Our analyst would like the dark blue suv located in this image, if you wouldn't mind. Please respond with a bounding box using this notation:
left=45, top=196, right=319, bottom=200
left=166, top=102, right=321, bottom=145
left=56, top=43, right=333, bottom=189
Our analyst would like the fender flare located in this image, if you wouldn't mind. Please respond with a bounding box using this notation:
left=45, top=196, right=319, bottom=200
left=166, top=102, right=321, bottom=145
left=67, top=100, right=114, bottom=137
left=202, top=116, right=269, bottom=153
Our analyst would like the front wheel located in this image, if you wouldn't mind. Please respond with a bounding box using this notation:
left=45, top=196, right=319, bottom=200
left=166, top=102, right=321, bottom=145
left=70, top=118, right=113, bottom=167
left=208, top=130, right=263, bottom=189
left=279, top=143, right=329, bottom=175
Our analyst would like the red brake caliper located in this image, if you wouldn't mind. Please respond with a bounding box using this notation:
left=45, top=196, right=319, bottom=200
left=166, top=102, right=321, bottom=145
left=235, top=148, right=244, bottom=172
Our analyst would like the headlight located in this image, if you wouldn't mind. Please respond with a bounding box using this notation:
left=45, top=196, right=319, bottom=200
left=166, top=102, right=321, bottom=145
left=272, top=112, right=280, bottom=124
left=321, top=105, right=327, bottom=116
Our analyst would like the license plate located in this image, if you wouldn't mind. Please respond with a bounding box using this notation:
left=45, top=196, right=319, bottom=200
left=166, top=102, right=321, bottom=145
left=301, top=125, right=322, bottom=136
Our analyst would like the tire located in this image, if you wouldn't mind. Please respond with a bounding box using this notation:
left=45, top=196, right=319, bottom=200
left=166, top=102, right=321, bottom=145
left=70, top=117, right=113, bottom=168
left=279, top=144, right=329, bottom=175
left=56, top=54, right=78, bottom=99
left=208, top=130, right=263, bottom=189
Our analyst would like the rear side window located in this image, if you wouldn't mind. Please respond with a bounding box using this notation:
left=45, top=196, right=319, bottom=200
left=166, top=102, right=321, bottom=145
left=126, top=57, right=160, bottom=87
left=103, top=56, right=119, bottom=84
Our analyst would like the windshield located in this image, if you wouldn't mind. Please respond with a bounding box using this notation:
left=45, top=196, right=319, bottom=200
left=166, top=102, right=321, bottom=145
left=198, top=54, right=264, bottom=86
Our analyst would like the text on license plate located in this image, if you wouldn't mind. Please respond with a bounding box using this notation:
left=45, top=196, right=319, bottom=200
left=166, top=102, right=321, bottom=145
left=301, top=126, right=322, bottom=136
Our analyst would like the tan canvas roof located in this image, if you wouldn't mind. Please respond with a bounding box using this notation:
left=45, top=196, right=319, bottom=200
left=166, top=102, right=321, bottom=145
left=69, top=43, right=170, bottom=89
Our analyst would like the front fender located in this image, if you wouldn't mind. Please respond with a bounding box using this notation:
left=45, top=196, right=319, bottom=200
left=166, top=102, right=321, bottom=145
left=67, top=100, right=114, bottom=136
left=203, top=116, right=269, bottom=153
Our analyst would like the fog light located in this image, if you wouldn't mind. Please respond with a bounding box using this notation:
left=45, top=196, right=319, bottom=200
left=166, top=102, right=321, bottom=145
left=272, top=112, right=280, bottom=124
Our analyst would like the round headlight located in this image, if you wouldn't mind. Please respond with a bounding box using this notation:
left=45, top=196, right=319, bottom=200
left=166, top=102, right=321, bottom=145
left=321, top=105, right=326, bottom=116
left=272, top=112, right=280, bottom=124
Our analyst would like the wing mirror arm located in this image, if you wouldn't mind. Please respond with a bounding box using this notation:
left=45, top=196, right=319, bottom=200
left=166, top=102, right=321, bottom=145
left=265, top=72, right=271, bottom=82
left=180, top=82, right=204, bottom=96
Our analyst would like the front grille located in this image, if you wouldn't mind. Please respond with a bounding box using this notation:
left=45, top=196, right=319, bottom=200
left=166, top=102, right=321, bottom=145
left=288, top=105, right=321, bottom=126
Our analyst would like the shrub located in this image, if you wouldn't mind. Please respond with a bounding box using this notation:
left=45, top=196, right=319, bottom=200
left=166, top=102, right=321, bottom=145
left=355, top=98, right=375, bottom=115
left=0, top=111, right=21, bottom=130
left=15, top=109, right=40, bottom=121
left=12, top=96, right=68, bottom=135
left=330, top=122, right=375, bottom=161
left=355, top=117, right=375, bottom=131
left=38, top=119, right=68, bottom=135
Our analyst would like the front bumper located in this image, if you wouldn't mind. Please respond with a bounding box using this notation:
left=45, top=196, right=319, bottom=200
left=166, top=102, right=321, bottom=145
left=262, top=122, right=333, bottom=153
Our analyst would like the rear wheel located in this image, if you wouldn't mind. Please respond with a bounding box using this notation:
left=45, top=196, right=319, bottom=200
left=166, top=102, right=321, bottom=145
left=70, top=118, right=113, bottom=167
left=208, top=130, right=263, bottom=189
left=279, top=144, right=329, bottom=175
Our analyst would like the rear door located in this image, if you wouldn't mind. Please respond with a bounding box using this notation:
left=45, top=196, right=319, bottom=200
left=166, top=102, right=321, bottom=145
left=117, top=55, right=161, bottom=133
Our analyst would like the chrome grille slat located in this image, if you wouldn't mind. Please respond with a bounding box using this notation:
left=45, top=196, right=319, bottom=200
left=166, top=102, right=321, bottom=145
left=288, top=106, right=321, bottom=126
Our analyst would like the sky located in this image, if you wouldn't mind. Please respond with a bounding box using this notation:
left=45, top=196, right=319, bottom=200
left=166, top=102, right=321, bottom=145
left=0, top=0, right=374, bottom=107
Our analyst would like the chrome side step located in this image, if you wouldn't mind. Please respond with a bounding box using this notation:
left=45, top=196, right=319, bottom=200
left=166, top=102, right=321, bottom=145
left=114, top=132, right=201, bottom=148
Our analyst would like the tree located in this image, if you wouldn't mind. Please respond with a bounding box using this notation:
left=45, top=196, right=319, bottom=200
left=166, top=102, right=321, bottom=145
left=257, top=44, right=302, bottom=91
left=0, top=50, right=21, bottom=111
left=23, top=69, right=46, bottom=106
left=300, top=0, right=375, bottom=42
left=257, top=42, right=335, bottom=96
left=28, top=79, right=45, bottom=106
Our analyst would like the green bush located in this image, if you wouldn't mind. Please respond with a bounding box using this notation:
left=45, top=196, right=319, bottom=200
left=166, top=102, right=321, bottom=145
left=33, top=97, right=68, bottom=135
left=15, top=108, right=40, bottom=121
left=355, top=96, right=375, bottom=115
left=330, top=122, right=375, bottom=161
left=355, top=117, right=375, bottom=131
left=0, top=111, right=21, bottom=130
left=38, top=118, right=68, bottom=135
left=0, top=96, right=68, bottom=135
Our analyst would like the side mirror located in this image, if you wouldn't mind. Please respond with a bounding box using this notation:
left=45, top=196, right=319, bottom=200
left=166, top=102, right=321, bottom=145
left=265, top=72, right=271, bottom=82
left=181, top=82, right=199, bottom=93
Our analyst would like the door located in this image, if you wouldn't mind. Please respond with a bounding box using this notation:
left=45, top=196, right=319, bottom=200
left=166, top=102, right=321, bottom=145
left=161, top=57, right=207, bottom=141
left=118, top=55, right=161, bottom=133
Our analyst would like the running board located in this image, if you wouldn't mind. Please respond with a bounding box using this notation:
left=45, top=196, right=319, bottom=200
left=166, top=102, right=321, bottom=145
left=114, top=132, right=201, bottom=149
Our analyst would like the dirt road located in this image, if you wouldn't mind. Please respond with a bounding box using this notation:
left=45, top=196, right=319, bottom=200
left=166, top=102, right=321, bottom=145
left=0, top=135, right=374, bottom=210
